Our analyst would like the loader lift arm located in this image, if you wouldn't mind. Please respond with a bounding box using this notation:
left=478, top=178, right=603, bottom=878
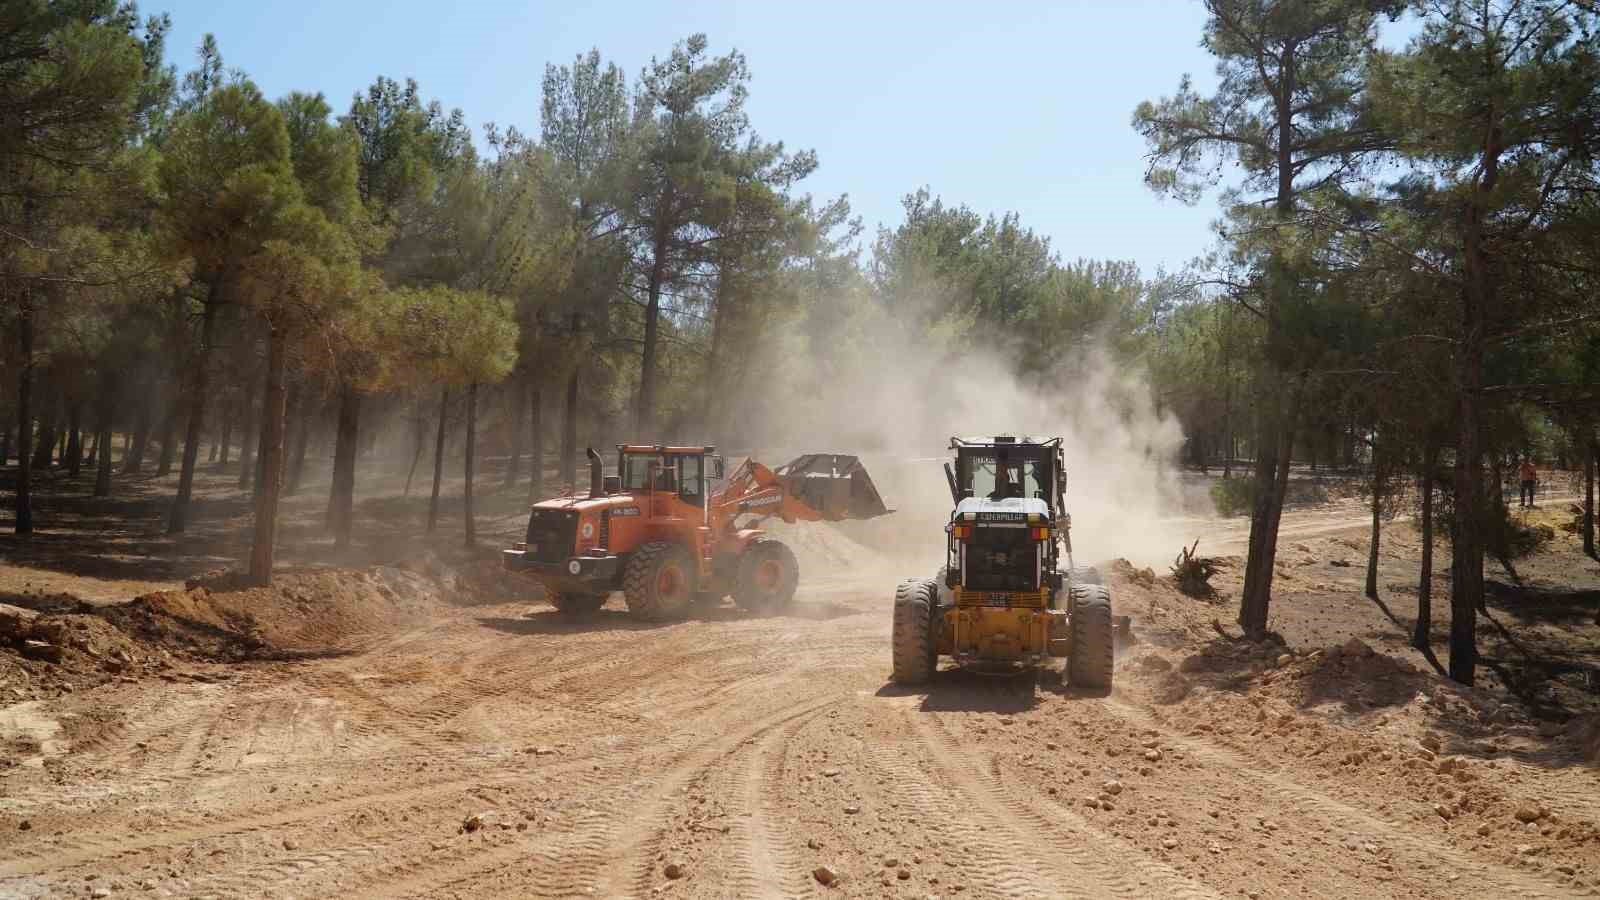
left=713, top=453, right=892, bottom=529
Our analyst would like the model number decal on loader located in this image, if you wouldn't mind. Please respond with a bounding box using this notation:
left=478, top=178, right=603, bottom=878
left=613, top=507, right=641, bottom=517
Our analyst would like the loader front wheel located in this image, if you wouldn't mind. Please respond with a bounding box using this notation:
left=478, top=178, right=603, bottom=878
left=549, top=592, right=606, bottom=618
left=624, top=542, right=695, bottom=621
left=891, top=579, right=939, bottom=684
left=1067, top=583, right=1115, bottom=691
left=733, top=539, right=799, bottom=613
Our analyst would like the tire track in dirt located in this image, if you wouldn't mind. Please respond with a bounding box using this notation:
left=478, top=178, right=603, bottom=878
left=0, top=748, right=604, bottom=882
left=863, top=707, right=1220, bottom=900
left=1102, top=696, right=1569, bottom=898
left=739, top=708, right=824, bottom=899
left=619, top=703, right=833, bottom=899
left=353, top=694, right=850, bottom=900
left=913, top=712, right=1223, bottom=900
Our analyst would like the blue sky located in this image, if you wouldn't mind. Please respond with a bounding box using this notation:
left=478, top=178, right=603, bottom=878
left=152, top=0, right=1229, bottom=276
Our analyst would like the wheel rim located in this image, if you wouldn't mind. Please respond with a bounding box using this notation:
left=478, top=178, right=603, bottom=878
left=657, top=563, right=685, bottom=599
left=755, top=558, right=783, bottom=592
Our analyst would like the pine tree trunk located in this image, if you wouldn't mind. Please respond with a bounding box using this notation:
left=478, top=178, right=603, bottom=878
left=326, top=385, right=360, bottom=548
left=14, top=298, right=35, bottom=534
left=1221, top=380, right=1233, bottom=479
left=125, top=390, right=152, bottom=474
left=403, top=399, right=425, bottom=498
left=279, top=383, right=300, bottom=494
left=1238, top=389, right=1285, bottom=638
left=1584, top=434, right=1595, bottom=559
left=237, top=374, right=259, bottom=490
left=1366, top=433, right=1381, bottom=601
left=529, top=384, right=543, bottom=501
left=428, top=388, right=450, bottom=533
left=1414, top=440, right=1438, bottom=651
left=252, top=420, right=267, bottom=496
left=561, top=367, right=579, bottom=487
left=286, top=389, right=313, bottom=497
left=218, top=399, right=233, bottom=468
left=637, top=225, right=670, bottom=435
left=249, top=327, right=288, bottom=585
left=504, top=374, right=525, bottom=489
left=31, top=394, right=57, bottom=471
left=464, top=382, right=478, bottom=547
left=1449, top=133, right=1500, bottom=687
left=94, top=376, right=113, bottom=497
left=170, top=292, right=219, bottom=534
left=65, top=402, right=83, bottom=478
left=94, top=424, right=112, bottom=496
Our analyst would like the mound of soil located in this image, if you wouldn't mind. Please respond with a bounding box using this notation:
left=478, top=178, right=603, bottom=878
left=106, top=567, right=443, bottom=661
left=1, top=606, right=167, bottom=704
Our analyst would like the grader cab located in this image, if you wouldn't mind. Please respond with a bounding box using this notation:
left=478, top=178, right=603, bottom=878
left=503, top=445, right=890, bottom=620
left=891, top=436, right=1114, bottom=689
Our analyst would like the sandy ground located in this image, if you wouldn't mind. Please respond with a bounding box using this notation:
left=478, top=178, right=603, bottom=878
left=2, top=458, right=1599, bottom=898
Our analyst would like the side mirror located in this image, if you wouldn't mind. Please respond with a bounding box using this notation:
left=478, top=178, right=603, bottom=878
left=710, top=455, right=726, bottom=480
left=944, top=462, right=960, bottom=504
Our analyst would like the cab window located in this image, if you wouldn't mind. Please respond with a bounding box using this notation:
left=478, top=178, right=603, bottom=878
left=678, top=455, right=704, bottom=505
left=965, top=454, right=1043, bottom=501
left=622, top=454, right=665, bottom=491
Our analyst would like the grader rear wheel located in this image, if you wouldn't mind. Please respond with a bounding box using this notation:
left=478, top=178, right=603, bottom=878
left=1067, top=583, right=1115, bottom=691
left=624, top=542, right=695, bottom=621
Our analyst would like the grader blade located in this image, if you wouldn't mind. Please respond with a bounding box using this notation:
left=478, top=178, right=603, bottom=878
left=774, top=454, right=893, bottom=521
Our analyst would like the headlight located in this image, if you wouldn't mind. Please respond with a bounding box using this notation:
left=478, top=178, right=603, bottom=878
left=567, top=560, right=582, bottom=575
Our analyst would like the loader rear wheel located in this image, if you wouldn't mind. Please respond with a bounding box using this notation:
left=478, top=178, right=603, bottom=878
left=549, top=593, right=606, bottom=618
left=1067, top=583, right=1114, bottom=691
left=733, top=539, right=799, bottom=613
left=891, top=579, right=939, bottom=684
left=624, top=542, right=695, bottom=621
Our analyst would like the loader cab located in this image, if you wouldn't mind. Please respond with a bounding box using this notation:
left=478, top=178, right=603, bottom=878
left=616, top=445, right=723, bottom=508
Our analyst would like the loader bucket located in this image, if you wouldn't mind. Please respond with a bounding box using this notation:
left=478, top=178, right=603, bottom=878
left=774, top=454, right=893, bottom=521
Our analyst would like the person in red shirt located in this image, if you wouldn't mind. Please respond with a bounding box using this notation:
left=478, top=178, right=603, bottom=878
left=1518, top=457, right=1538, bottom=508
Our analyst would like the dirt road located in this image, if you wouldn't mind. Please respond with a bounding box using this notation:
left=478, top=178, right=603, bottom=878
left=4, top=547, right=1597, bottom=900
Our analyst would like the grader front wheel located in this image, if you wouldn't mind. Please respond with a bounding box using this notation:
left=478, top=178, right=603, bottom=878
left=891, top=579, right=939, bottom=684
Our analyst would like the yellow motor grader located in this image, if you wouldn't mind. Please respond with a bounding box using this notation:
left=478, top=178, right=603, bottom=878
left=891, top=435, right=1114, bottom=689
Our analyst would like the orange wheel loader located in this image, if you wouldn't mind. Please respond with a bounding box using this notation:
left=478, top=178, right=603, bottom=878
left=502, top=445, right=892, bottom=620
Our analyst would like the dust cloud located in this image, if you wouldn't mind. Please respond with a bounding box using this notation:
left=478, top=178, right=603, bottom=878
left=736, top=319, right=1194, bottom=575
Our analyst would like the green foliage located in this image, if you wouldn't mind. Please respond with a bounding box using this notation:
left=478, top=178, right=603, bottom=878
left=1209, top=477, right=1256, bottom=517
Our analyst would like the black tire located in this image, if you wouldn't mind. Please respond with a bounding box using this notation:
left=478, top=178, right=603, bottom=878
left=623, top=542, right=695, bottom=621
left=733, top=539, right=799, bottom=613
left=1067, top=565, right=1102, bottom=586
left=891, top=579, right=939, bottom=684
left=549, top=593, right=606, bottom=618
left=1067, top=583, right=1114, bottom=690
